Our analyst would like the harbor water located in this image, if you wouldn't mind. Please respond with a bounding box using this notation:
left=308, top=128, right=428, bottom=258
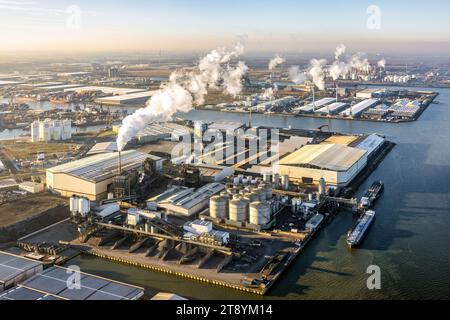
left=64, top=86, right=450, bottom=299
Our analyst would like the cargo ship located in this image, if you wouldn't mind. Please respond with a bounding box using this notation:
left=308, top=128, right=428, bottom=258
left=346, top=210, right=375, bottom=248
left=359, top=181, right=384, bottom=211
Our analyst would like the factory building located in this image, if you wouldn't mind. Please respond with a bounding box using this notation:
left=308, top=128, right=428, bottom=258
left=356, top=134, right=385, bottom=158
left=148, top=183, right=225, bottom=217
left=340, top=99, right=380, bottom=117
left=315, top=102, right=349, bottom=115
left=95, top=91, right=156, bottom=106
left=255, top=96, right=299, bottom=112
left=298, top=97, right=336, bottom=113
left=31, top=119, right=71, bottom=143
left=87, top=142, right=118, bottom=156
left=356, top=88, right=386, bottom=99
left=64, top=86, right=145, bottom=96
left=46, top=150, right=157, bottom=201
left=277, top=144, right=368, bottom=186
left=134, top=122, right=192, bottom=144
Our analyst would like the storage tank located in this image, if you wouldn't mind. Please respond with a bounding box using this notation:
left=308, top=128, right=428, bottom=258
left=210, top=196, right=229, bottom=219
left=260, top=184, right=273, bottom=199
left=229, top=198, right=249, bottom=222
left=263, top=173, right=272, bottom=183
left=69, top=196, right=79, bottom=213
left=249, top=202, right=271, bottom=225
left=273, top=174, right=280, bottom=188
left=78, top=198, right=90, bottom=216
left=319, top=178, right=327, bottom=196
left=52, top=120, right=62, bottom=141
left=245, top=193, right=259, bottom=203
left=255, top=188, right=267, bottom=201
left=281, top=175, right=289, bottom=190
left=233, top=177, right=240, bottom=185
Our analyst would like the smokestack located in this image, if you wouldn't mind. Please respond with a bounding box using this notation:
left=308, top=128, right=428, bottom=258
left=118, top=151, right=122, bottom=175
left=335, top=81, right=339, bottom=103
left=312, top=86, right=316, bottom=111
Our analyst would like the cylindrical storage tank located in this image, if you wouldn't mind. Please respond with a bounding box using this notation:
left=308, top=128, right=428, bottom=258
left=78, top=198, right=90, bottom=216
left=273, top=174, right=280, bottom=188
left=210, top=196, right=229, bottom=219
left=319, top=178, right=326, bottom=195
left=255, top=189, right=266, bottom=201
left=261, top=184, right=273, bottom=199
left=245, top=193, right=259, bottom=203
left=69, top=197, right=79, bottom=213
left=308, top=194, right=314, bottom=201
left=249, top=201, right=271, bottom=226
left=229, top=198, right=249, bottom=222
left=281, top=175, right=289, bottom=190
left=233, top=177, right=240, bottom=185
left=263, top=173, right=272, bottom=183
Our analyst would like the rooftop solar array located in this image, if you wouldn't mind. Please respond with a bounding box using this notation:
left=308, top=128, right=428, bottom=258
left=0, top=287, right=62, bottom=301
left=0, top=251, right=43, bottom=287
left=20, top=267, right=144, bottom=300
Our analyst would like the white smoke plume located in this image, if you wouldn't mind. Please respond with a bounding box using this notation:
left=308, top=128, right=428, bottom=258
left=335, top=44, right=346, bottom=60
left=377, top=58, right=386, bottom=68
left=349, top=52, right=371, bottom=73
left=329, top=61, right=349, bottom=81
left=261, top=84, right=278, bottom=99
left=288, top=66, right=308, bottom=84
left=309, top=58, right=327, bottom=90
left=116, top=44, right=248, bottom=151
left=268, top=54, right=285, bottom=71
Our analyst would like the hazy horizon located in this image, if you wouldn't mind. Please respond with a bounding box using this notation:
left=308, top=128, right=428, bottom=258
left=1, top=0, right=450, bottom=57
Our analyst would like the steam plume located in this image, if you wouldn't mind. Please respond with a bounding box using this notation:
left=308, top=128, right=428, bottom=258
left=268, top=54, right=285, bottom=71
left=309, top=58, right=327, bottom=90
left=288, top=66, right=308, bottom=84
left=116, top=44, right=247, bottom=151
left=377, top=58, right=386, bottom=68
left=335, top=44, right=346, bottom=60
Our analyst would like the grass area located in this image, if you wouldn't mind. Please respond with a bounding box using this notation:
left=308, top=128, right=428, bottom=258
left=97, top=130, right=117, bottom=138
left=0, top=140, right=81, bottom=160
left=0, top=193, right=67, bottom=227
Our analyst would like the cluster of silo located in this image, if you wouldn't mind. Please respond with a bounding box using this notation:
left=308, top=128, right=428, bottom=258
left=70, top=196, right=91, bottom=217
left=260, top=173, right=289, bottom=190
left=209, top=177, right=281, bottom=227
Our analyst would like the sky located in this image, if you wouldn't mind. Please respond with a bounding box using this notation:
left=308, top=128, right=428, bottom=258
left=0, top=0, right=450, bottom=55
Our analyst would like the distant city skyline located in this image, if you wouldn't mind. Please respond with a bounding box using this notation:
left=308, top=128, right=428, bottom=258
left=1, top=0, right=450, bottom=55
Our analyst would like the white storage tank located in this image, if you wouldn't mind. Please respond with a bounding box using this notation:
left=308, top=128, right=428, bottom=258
left=319, top=177, right=327, bottom=196
left=255, top=188, right=267, bottom=201
left=78, top=197, right=90, bottom=216
left=245, top=192, right=259, bottom=203
left=210, top=196, right=229, bottom=219
left=229, top=198, right=249, bottom=222
left=69, top=196, right=79, bottom=213
left=249, top=201, right=271, bottom=225
left=261, top=184, right=273, bottom=199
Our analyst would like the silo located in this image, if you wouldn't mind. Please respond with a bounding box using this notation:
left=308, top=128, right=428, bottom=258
left=229, top=198, right=249, bottom=222
left=249, top=202, right=271, bottom=225
left=255, top=188, right=267, bottom=201
left=319, top=178, right=327, bottom=196
left=281, top=175, right=289, bottom=190
left=52, top=120, right=62, bottom=141
left=244, top=192, right=259, bottom=203
left=263, top=173, right=272, bottom=183
left=78, top=198, right=90, bottom=216
left=233, top=177, right=240, bottom=185
left=260, top=184, right=273, bottom=199
left=273, top=174, right=280, bottom=188
left=210, top=196, right=229, bottom=219
left=70, top=196, right=79, bottom=213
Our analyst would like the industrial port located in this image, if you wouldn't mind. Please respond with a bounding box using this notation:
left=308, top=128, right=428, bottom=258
left=1, top=114, right=394, bottom=296
left=2, top=0, right=450, bottom=306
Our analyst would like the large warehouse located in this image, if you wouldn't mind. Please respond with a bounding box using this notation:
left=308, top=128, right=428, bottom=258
left=46, top=151, right=158, bottom=201
left=277, top=144, right=368, bottom=186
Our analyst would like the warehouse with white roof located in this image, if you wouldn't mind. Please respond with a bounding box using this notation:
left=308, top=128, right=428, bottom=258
left=46, top=150, right=157, bottom=201
left=277, top=144, right=368, bottom=186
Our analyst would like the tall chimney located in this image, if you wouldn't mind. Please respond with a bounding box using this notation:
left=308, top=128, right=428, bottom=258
left=118, top=151, right=122, bottom=175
